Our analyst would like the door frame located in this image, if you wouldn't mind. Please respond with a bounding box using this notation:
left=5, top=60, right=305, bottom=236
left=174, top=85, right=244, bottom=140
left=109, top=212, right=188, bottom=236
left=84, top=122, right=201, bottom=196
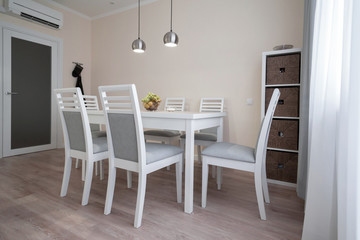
left=0, top=21, right=63, bottom=158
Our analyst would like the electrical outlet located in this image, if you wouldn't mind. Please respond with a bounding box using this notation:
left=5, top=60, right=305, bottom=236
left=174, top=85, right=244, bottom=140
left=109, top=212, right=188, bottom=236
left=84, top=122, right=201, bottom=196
left=246, top=98, right=253, bottom=105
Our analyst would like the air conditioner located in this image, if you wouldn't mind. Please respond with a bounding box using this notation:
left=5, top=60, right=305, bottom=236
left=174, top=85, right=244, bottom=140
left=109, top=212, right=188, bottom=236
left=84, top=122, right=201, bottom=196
left=5, top=0, right=63, bottom=29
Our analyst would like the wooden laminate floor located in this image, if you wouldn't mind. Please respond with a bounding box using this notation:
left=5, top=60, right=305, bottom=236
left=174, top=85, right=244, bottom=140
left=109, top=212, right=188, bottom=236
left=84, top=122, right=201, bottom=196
left=0, top=149, right=304, bottom=240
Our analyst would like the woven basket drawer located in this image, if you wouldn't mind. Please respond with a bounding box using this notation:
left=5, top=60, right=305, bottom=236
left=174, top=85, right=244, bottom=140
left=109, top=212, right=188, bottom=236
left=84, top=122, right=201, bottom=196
left=265, top=87, right=299, bottom=117
left=266, top=150, right=298, bottom=183
left=268, top=119, right=299, bottom=150
left=266, top=53, right=300, bottom=84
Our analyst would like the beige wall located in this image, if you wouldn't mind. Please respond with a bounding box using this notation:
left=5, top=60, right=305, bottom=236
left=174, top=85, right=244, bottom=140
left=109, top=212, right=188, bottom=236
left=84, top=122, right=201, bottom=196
left=0, top=0, right=92, bottom=93
left=0, top=0, right=303, bottom=147
left=92, top=0, right=304, bottom=146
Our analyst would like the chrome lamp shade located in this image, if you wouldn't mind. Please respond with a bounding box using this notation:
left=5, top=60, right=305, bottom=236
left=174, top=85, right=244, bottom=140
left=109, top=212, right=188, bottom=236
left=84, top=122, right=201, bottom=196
left=163, top=31, right=179, bottom=47
left=132, top=38, right=146, bottom=53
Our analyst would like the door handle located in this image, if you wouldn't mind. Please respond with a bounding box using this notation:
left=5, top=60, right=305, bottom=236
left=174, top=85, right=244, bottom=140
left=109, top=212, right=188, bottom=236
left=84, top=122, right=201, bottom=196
left=6, top=91, right=19, bottom=95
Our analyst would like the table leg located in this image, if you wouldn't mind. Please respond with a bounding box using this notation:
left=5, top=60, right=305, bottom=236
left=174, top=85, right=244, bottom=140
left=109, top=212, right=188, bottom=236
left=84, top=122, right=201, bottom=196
left=216, top=118, right=224, bottom=187
left=184, top=120, right=195, bottom=214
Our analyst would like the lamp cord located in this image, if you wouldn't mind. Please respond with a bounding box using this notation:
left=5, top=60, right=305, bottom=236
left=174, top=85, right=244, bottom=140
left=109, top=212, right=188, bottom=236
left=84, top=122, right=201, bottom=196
left=138, top=0, right=140, bottom=38
left=170, top=0, right=173, bottom=31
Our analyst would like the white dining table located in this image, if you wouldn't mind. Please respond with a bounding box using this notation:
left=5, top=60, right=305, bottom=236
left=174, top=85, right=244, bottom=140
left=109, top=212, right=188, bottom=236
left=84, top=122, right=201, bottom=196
left=88, top=110, right=226, bottom=214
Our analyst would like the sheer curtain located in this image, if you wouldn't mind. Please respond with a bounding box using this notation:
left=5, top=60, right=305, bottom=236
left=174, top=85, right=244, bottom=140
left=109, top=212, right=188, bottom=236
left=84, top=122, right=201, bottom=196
left=302, top=0, right=360, bottom=239
left=337, top=0, right=360, bottom=238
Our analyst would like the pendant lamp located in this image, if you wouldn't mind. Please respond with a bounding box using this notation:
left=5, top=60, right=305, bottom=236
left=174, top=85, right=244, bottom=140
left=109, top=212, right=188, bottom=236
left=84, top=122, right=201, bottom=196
left=163, top=0, right=179, bottom=47
left=132, top=0, right=146, bottom=53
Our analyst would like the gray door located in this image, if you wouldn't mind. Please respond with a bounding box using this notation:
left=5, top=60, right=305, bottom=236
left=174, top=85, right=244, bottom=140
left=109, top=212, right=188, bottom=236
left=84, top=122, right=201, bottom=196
left=3, top=29, right=57, bottom=157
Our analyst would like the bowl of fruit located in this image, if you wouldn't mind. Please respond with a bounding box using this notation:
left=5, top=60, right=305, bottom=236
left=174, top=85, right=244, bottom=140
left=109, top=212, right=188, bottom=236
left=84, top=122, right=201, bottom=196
left=141, top=92, right=161, bottom=111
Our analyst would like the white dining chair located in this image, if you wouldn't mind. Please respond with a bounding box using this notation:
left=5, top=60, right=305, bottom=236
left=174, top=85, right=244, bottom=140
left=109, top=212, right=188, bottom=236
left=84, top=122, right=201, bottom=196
left=99, top=84, right=183, bottom=228
left=144, top=97, right=185, bottom=144
left=75, top=95, right=105, bottom=181
left=180, top=98, right=224, bottom=176
left=54, top=88, right=108, bottom=206
left=144, top=97, right=185, bottom=170
left=201, top=88, right=280, bottom=220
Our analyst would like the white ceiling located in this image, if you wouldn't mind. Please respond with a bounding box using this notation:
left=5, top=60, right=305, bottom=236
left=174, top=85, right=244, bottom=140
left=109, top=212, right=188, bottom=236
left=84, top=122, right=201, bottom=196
left=48, top=0, right=158, bottom=19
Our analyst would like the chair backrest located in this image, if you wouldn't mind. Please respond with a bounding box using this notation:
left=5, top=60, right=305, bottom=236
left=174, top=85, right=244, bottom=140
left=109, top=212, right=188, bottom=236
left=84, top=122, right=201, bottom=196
left=199, top=98, right=224, bottom=134
left=83, top=95, right=101, bottom=132
left=200, top=98, right=224, bottom=113
left=99, top=84, right=146, bottom=169
left=54, top=88, right=93, bottom=154
left=254, top=88, right=280, bottom=167
left=83, top=95, right=100, bottom=111
left=164, top=97, right=185, bottom=111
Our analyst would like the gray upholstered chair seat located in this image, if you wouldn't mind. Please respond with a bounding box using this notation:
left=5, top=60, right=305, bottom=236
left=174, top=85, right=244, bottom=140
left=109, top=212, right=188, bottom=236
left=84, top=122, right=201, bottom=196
left=201, top=142, right=255, bottom=163
left=180, top=132, right=217, bottom=141
left=144, top=130, right=181, bottom=137
left=92, top=136, right=108, bottom=153
left=91, top=130, right=107, bottom=138
left=146, top=143, right=183, bottom=164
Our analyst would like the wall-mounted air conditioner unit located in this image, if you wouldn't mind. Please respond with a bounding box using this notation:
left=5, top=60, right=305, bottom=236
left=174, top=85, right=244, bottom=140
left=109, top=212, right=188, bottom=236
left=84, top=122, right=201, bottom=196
left=5, top=0, right=63, bottom=29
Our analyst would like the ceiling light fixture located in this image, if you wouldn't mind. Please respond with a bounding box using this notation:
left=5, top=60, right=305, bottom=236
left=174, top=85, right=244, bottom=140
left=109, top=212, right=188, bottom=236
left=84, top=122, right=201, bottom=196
left=132, top=0, right=146, bottom=53
left=163, top=0, right=178, bottom=47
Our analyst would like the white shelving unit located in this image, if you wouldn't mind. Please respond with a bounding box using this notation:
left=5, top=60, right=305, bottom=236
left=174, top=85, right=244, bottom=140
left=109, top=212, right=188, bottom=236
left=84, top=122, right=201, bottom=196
left=261, top=48, right=302, bottom=186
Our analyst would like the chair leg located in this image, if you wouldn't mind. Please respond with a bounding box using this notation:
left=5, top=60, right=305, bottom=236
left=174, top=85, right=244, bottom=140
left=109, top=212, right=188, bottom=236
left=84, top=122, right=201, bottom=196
left=75, top=158, right=80, bottom=168
left=82, top=160, right=94, bottom=206
left=180, top=138, right=185, bottom=151
left=134, top=173, right=147, bottom=228
left=163, top=141, right=171, bottom=171
left=201, top=159, right=209, bottom=208
left=262, top=165, right=270, bottom=204
left=180, top=139, right=185, bottom=172
left=254, top=171, right=267, bottom=220
left=216, top=167, right=222, bottom=190
left=175, top=158, right=182, bottom=203
left=100, top=160, right=104, bottom=180
left=127, top=171, right=132, bottom=188
left=60, top=155, right=72, bottom=197
left=197, top=145, right=202, bottom=163
left=95, top=161, right=99, bottom=176
left=211, top=165, right=216, bottom=178
left=81, top=159, right=86, bottom=181
left=104, top=166, right=117, bottom=215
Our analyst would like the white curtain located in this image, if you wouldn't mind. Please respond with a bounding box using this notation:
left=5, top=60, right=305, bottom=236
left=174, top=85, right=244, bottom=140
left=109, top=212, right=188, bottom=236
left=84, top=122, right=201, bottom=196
left=302, top=0, right=360, bottom=239
left=337, top=0, right=360, bottom=238
left=297, top=0, right=316, bottom=200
